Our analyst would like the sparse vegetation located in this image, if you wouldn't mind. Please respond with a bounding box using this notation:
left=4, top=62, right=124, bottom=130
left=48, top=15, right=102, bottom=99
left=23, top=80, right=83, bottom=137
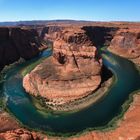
left=21, top=48, right=52, bottom=76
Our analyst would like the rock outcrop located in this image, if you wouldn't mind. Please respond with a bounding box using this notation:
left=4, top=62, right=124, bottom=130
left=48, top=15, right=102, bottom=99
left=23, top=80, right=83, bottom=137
left=23, top=26, right=103, bottom=105
left=0, top=112, right=46, bottom=140
left=0, top=27, right=41, bottom=70
left=108, top=28, right=140, bottom=65
left=2, top=22, right=140, bottom=139
left=1, top=91, right=140, bottom=140
left=0, top=129, right=40, bottom=140
left=22, top=23, right=140, bottom=139
left=69, top=93, right=140, bottom=140
left=82, top=26, right=118, bottom=47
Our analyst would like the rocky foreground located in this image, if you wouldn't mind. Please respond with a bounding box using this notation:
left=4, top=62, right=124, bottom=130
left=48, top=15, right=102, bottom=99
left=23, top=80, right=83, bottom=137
left=0, top=22, right=140, bottom=139
left=0, top=93, right=140, bottom=140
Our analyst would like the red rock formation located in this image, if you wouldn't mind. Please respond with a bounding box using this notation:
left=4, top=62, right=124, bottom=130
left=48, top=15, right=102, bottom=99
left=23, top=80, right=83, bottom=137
left=0, top=27, right=41, bottom=70
left=0, top=112, right=19, bottom=132
left=108, top=28, right=140, bottom=65
left=69, top=93, right=140, bottom=140
left=1, top=92, right=140, bottom=140
left=0, top=129, right=40, bottom=140
left=23, top=27, right=102, bottom=104
left=0, top=112, right=45, bottom=140
left=1, top=22, right=140, bottom=139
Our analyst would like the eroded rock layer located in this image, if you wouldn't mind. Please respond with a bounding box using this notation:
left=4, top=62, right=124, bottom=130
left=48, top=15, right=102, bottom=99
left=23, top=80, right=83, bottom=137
left=108, top=28, right=140, bottom=65
left=23, top=27, right=104, bottom=104
left=1, top=22, right=140, bottom=139
left=0, top=27, right=41, bottom=70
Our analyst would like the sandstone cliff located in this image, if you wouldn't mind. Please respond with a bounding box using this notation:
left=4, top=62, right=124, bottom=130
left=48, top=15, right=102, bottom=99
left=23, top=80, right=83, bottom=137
left=1, top=22, right=140, bottom=140
left=0, top=27, right=41, bottom=70
left=23, top=26, right=103, bottom=105
left=108, top=28, right=140, bottom=65
left=0, top=129, right=40, bottom=140
left=23, top=25, right=118, bottom=105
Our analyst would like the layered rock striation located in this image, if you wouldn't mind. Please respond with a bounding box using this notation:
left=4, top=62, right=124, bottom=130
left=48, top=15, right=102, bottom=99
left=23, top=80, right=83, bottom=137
left=108, top=28, right=140, bottom=65
left=1, top=22, right=140, bottom=139
left=0, top=27, right=41, bottom=70
left=23, top=27, right=104, bottom=105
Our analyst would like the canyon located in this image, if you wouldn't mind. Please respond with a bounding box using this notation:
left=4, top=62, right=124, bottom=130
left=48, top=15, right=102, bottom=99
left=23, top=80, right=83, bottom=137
left=0, top=22, right=140, bottom=140
left=108, top=28, right=140, bottom=65
left=0, top=27, right=42, bottom=71
left=23, top=27, right=101, bottom=107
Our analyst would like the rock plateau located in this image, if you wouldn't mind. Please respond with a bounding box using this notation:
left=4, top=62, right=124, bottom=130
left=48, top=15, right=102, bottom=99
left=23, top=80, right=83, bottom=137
left=23, top=25, right=117, bottom=105
left=1, top=22, right=140, bottom=140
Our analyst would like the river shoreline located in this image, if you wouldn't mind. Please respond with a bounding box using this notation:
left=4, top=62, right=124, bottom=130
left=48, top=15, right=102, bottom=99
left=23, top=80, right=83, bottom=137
left=1, top=89, right=140, bottom=139
left=0, top=49, right=140, bottom=138
left=30, top=77, right=113, bottom=113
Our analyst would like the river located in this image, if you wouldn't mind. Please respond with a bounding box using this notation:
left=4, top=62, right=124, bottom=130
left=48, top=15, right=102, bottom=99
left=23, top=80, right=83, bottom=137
left=1, top=49, right=140, bottom=135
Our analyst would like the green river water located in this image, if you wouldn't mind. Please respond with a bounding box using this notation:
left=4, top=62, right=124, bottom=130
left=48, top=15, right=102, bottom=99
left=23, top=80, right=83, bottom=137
left=1, top=49, right=140, bottom=135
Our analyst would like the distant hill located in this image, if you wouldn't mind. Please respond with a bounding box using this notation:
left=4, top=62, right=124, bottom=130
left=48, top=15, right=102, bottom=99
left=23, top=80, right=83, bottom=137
left=0, top=20, right=92, bottom=26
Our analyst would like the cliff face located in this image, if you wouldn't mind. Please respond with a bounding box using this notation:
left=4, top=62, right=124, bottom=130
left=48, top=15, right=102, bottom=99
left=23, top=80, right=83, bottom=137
left=23, top=26, right=105, bottom=104
left=108, top=28, right=140, bottom=65
left=23, top=25, right=118, bottom=105
left=41, top=25, right=118, bottom=45
left=0, top=129, right=40, bottom=140
left=82, top=26, right=119, bottom=47
left=0, top=27, right=41, bottom=70
left=1, top=23, right=140, bottom=139
left=40, top=26, right=64, bottom=40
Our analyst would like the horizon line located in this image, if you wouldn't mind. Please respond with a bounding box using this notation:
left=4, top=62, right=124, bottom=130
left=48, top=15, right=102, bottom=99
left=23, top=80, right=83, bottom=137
left=0, top=19, right=140, bottom=23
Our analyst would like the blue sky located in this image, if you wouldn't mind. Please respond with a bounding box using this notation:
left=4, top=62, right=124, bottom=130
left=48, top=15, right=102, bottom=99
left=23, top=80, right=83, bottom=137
left=0, top=0, right=140, bottom=22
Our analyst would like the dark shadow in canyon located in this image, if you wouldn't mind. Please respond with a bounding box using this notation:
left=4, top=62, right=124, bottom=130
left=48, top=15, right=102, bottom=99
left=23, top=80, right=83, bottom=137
left=82, top=26, right=119, bottom=47
left=82, top=26, right=118, bottom=83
